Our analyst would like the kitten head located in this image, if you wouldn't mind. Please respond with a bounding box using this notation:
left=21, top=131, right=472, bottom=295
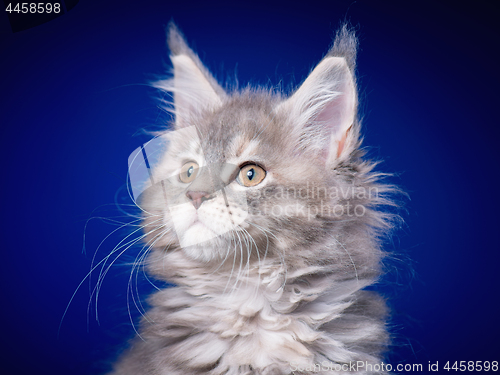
left=139, top=24, right=385, bottom=273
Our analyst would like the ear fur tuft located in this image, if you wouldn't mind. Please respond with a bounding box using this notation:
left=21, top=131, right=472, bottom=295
left=154, top=22, right=226, bottom=128
left=277, top=25, right=358, bottom=165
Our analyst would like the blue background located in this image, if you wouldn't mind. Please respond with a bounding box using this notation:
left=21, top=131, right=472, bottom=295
left=1, top=1, right=498, bottom=374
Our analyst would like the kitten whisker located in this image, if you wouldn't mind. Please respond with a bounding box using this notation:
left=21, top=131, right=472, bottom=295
left=59, top=216, right=162, bottom=336
left=222, top=229, right=239, bottom=295
left=88, top=217, right=144, bottom=296
left=126, top=228, right=171, bottom=340
left=230, top=227, right=245, bottom=296
left=236, top=225, right=261, bottom=297
left=91, top=219, right=165, bottom=322
left=329, top=234, right=359, bottom=284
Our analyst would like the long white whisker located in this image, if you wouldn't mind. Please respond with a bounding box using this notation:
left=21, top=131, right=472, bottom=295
left=237, top=225, right=260, bottom=297
left=223, top=229, right=239, bottom=295
left=91, top=218, right=164, bottom=323
left=94, top=224, right=162, bottom=294
left=125, top=228, right=172, bottom=341
left=128, top=225, right=169, bottom=321
left=330, top=234, right=359, bottom=284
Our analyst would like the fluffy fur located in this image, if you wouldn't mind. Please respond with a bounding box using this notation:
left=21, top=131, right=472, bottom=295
left=109, top=23, right=397, bottom=375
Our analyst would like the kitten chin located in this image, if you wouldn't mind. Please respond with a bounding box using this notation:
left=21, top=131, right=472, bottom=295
left=179, top=235, right=231, bottom=262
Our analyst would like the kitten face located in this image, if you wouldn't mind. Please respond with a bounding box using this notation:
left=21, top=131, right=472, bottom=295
left=139, top=96, right=322, bottom=262
left=137, top=24, right=361, bottom=267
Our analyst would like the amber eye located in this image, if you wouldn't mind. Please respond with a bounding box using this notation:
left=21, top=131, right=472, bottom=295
left=179, top=161, right=199, bottom=183
left=237, top=164, right=266, bottom=187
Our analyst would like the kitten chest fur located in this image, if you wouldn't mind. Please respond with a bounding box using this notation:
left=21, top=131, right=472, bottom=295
left=113, top=237, right=388, bottom=375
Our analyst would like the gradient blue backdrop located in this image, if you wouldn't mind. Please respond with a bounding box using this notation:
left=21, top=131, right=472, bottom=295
left=1, top=1, right=498, bottom=374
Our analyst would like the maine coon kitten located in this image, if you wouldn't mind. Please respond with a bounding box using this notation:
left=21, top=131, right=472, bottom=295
left=110, top=23, right=396, bottom=375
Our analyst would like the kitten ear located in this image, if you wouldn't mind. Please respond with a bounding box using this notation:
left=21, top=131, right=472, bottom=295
left=154, top=22, right=226, bottom=128
left=277, top=31, right=358, bottom=164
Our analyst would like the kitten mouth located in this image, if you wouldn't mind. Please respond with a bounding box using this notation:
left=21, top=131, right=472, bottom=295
left=180, top=219, right=218, bottom=249
left=190, top=219, right=208, bottom=230
left=188, top=214, right=215, bottom=235
left=190, top=214, right=206, bottom=228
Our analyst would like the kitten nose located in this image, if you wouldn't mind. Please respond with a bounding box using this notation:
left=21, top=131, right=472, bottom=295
left=186, top=191, right=212, bottom=209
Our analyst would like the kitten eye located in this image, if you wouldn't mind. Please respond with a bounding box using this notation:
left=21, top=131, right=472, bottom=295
left=237, top=164, right=266, bottom=187
left=179, top=161, right=199, bottom=183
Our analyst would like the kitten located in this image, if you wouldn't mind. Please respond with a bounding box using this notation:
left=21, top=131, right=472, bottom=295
left=110, top=23, right=397, bottom=375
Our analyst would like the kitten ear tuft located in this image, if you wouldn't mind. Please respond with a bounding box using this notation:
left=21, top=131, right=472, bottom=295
left=166, top=21, right=191, bottom=57
left=154, top=22, right=226, bottom=128
left=327, top=24, right=358, bottom=72
left=277, top=28, right=358, bottom=165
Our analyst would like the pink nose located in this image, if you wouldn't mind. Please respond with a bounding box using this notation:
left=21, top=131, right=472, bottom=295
left=186, top=191, right=211, bottom=209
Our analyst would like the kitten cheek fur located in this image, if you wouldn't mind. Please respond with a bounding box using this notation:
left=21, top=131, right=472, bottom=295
left=109, top=22, right=399, bottom=375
